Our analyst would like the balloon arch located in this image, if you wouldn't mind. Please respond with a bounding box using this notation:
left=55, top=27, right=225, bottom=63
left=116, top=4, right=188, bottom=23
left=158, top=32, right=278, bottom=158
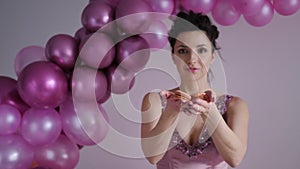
left=0, top=0, right=299, bottom=168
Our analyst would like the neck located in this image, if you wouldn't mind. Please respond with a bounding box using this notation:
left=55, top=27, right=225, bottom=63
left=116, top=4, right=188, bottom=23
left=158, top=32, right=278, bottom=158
left=179, top=79, right=211, bottom=95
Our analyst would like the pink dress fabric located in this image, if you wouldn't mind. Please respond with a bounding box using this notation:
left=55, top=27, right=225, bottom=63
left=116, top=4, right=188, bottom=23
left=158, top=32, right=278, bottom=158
left=156, top=94, right=233, bottom=169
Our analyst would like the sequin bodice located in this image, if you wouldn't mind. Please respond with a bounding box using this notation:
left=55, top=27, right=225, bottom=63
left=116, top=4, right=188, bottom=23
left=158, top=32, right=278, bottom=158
left=157, top=94, right=233, bottom=169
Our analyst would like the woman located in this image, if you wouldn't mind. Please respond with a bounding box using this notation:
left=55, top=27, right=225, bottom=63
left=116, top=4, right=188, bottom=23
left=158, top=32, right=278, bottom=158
left=141, top=11, right=249, bottom=169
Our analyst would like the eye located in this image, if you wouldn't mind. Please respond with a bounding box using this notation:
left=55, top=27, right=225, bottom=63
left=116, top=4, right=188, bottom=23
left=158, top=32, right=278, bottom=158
left=197, top=48, right=207, bottom=54
left=177, top=48, right=189, bottom=54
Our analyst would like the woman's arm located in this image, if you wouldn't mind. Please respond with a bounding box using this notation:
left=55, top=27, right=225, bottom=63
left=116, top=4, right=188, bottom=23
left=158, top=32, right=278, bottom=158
left=209, top=97, right=249, bottom=168
left=140, top=92, right=181, bottom=164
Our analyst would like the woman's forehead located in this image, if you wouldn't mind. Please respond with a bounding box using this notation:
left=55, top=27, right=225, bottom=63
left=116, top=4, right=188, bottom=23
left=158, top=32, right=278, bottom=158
left=175, top=30, right=211, bottom=48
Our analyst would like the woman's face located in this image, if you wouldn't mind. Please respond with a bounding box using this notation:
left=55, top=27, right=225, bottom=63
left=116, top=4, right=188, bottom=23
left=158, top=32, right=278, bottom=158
left=172, top=30, right=216, bottom=81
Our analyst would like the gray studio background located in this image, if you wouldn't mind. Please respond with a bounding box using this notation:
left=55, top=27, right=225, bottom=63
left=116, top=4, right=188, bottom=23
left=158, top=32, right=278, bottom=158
left=0, top=0, right=300, bottom=169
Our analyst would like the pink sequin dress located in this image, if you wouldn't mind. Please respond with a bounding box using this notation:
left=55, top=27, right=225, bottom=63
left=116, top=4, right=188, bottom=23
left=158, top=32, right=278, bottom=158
left=157, top=94, right=233, bottom=169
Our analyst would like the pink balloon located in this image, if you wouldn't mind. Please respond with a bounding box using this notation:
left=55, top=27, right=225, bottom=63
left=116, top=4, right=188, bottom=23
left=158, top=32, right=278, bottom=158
left=244, top=0, right=274, bottom=27
left=116, top=35, right=150, bottom=71
left=106, top=64, right=135, bottom=94
left=74, top=27, right=91, bottom=44
left=45, top=34, right=78, bottom=70
left=140, top=20, right=169, bottom=50
left=21, top=108, right=62, bottom=147
left=232, top=0, right=265, bottom=16
left=14, top=46, right=47, bottom=76
left=115, top=0, right=153, bottom=34
left=0, top=76, right=17, bottom=104
left=89, top=0, right=120, bottom=7
left=0, top=134, right=34, bottom=169
left=79, top=32, right=115, bottom=69
left=71, top=66, right=108, bottom=102
left=180, top=0, right=216, bottom=14
left=34, top=135, right=79, bottom=169
left=212, top=0, right=241, bottom=26
left=145, top=0, right=174, bottom=15
left=60, top=96, right=109, bottom=145
left=18, top=61, right=68, bottom=109
left=2, top=89, right=30, bottom=114
left=81, top=2, right=114, bottom=33
left=273, top=0, right=300, bottom=16
left=97, top=88, right=111, bottom=104
left=0, top=104, right=21, bottom=135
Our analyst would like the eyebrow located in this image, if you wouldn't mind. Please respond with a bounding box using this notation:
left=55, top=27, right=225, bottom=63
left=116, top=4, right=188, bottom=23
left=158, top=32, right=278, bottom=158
left=175, top=44, right=208, bottom=48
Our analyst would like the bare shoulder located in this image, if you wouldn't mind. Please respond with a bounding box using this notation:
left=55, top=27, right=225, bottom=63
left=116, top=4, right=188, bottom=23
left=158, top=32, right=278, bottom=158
left=141, top=92, right=162, bottom=115
left=227, top=96, right=249, bottom=116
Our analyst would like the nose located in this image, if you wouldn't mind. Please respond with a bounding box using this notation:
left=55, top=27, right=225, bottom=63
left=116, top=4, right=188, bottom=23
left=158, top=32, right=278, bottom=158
left=187, top=51, right=198, bottom=65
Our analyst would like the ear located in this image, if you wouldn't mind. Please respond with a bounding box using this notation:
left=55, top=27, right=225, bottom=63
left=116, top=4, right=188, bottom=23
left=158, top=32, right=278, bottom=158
left=171, top=53, right=176, bottom=64
left=210, top=50, right=217, bottom=64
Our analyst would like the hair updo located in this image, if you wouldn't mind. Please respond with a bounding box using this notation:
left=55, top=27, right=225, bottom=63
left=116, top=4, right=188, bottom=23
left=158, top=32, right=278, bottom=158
left=168, top=11, right=220, bottom=53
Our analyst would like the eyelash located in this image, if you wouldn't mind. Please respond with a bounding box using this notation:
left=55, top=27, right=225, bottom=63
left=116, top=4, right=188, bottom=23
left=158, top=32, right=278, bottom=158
left=177, top=48, right=207, bottom=55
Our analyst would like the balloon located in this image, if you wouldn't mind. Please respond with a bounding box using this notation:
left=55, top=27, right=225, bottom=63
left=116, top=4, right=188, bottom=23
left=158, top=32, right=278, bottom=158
left=140, top=20, right=169, bottom=50
left=180, top=0, right=216, bottom=14
left=0, top=104, right=21, bottom=135
left=81, top=2, right=114, bottom=33
left=212, top=0, right=241, bottom=26
left=60, top=96, right=109, bottom=145
left=89, top=0, right=120, bottom=7
left=244, top=0, right=274, bottom=27
left=115, top=0, right=153, bottom=34
left=97, top=89, right=111, bottom=104
left=116, top=35, right=150, bottom=71
left=232, top=0, right=265, bottom=16
left=2, top=89, right=30, bottom=114
left=79, top=32, right=115, bottom=69
left=21, top=108, right=62, bottom=147
left=0, top=134, right=34, bottom=169
left=14, top=46, right=47, bottom=76
left=71, top=66, right=108, bottom=102
left=34, top=135, right=79, bottom=169
left=106, top=64, right=135, bottom=94
left=0, top=76, right=17, bottom=103
left=145, top=0, right=174, bottom=15
left=18, top=61, right=68, bottom=109
left=45, top=34, right=78, bottom=71
left=273, top=0, right=300, bottom=16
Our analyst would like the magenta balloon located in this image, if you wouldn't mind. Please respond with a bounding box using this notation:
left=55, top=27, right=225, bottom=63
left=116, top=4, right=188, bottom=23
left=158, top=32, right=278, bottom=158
left=273, top=0, right=300, bottom=16
left=232, top=0, right=265, bottom=16
left=79, top=32, right=115, bottom=69
left=0, top=76, right=17, bottom=104
left=115, top=0, right=153, bottom=34
left=244, top=0, right=274, bottom=27
left=81, top=2, right=114, bottom=33
left=21, top=108, right=62, bottom=147
left=0, top=134, right=34, bottom=169
left=45, top=34, right=78, bottom=70
left=14, top=46, right=47, bottom=76
left=145, top=0, right=174, bottom=15
left=89, top=0, right=120, bottom=7
left=0, top=104, right=21, bottom=135
left=106, top=64, right=135, bottom=94
left=97, top=89, right=111, bottom=104
left=116, top=36, right=150, bottom=71
left=140, top=20, right=169, bottom=50
left=2, top=89, right=30, bottom=114
left=180, top=0, right=216, bottom=14
left=74, top=27, right=90, bottom=44
left=212, top=0, right=241, bottom=26
left=71, top=66, right=108, bottom=102
left=18, top=61, right=68, bottom=109
left=60, top=97, right=109, bottom=145
left=34, top=135, right=79, bottom=169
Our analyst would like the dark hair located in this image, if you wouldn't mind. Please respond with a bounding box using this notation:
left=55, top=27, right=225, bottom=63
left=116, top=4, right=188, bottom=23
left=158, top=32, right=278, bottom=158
left=168, top=11, right=220, bottom=53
